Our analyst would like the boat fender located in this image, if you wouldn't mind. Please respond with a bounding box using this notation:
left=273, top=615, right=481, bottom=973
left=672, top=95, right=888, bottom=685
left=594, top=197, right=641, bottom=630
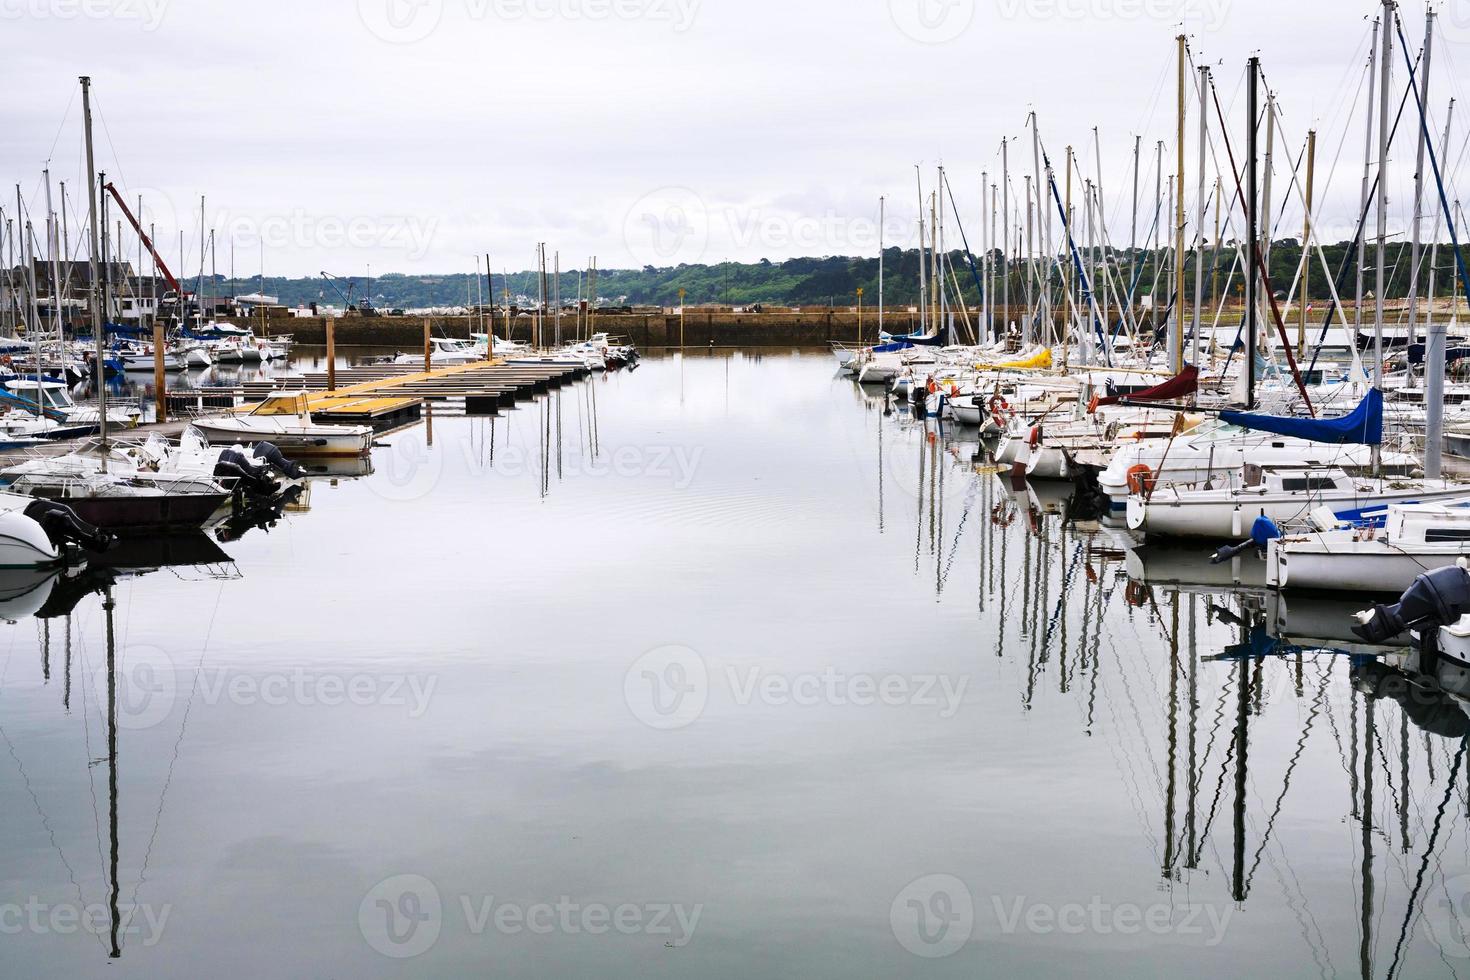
left=22, top=499, right=116, bottom=553
left=1350, top=564, right=1470, bottom=645
left=251, top=441, right=305, bottom=479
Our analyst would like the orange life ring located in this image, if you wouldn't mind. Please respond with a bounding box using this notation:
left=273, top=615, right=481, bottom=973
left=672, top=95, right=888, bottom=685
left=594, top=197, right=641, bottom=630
left=988, top=394, right=1011, bottom=429
left=1027, top=425, right=1042, bottom=448
left=1126, top=463, right=1154, bottom=495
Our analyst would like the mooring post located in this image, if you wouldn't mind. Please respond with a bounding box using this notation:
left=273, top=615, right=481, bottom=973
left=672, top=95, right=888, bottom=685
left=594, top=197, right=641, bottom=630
left=152, top=322, right=165, bottom=423
left=325, top=316, right=336, bottom=391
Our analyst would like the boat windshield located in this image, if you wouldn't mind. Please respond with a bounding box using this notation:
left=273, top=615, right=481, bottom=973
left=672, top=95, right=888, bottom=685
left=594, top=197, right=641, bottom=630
left=250, top=395, right=307, bottom=417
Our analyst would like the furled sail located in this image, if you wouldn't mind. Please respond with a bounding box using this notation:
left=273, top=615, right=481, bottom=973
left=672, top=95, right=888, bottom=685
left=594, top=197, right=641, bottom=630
left=1092, top=365, right=1198, bottom=409
left=1218, top=387, right=1382, bottom=445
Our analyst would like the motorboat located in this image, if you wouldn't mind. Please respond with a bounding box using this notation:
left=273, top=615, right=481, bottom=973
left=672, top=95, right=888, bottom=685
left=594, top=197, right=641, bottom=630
left=1267, top=497, right=1470, bottom=592
left=1128, top=465, right=1470, bottom=539
left=189, top=392, right=374, bottom=456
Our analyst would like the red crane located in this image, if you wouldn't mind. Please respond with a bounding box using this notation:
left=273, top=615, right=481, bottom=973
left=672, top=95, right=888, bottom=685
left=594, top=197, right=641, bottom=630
left=102, top=182, right=184, bottom=299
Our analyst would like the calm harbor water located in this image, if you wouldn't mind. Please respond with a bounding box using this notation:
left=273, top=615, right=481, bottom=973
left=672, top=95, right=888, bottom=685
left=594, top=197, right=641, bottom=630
left=1, top=349, right=1467, bottom=977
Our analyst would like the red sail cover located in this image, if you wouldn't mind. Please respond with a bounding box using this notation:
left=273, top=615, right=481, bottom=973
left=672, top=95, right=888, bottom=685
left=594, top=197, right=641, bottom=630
left=1093, top=365, right=1198, bottom=408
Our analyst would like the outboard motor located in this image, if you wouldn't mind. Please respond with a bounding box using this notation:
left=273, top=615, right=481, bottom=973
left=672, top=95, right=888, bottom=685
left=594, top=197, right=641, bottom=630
left=1210, top=515, right=1281, bottom=565
left=23, top=499, right=116, bottom=553
left=251, top=441, right=305, bottom=479
left=1351, top=563, right=1470, bottom=645
left=214, top=449, right=281, bottom=497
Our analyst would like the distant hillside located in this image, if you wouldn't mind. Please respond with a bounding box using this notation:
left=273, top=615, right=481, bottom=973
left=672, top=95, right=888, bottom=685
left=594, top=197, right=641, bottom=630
left=217, top=243, right=1460, bottom=311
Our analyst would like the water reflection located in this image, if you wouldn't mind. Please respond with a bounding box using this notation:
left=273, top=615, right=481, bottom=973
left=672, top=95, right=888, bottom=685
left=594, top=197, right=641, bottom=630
left=8, top=351, right=1470, bottom=976
left=854, top=371, right=1470, bottom=978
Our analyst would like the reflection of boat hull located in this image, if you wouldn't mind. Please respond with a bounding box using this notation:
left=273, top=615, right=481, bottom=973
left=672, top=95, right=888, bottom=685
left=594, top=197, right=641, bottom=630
left=300, top=456, right=375, bottom=478
left=1126, top=543, right=1268, bottom=590
left=0, top=566, right=61, bottom=618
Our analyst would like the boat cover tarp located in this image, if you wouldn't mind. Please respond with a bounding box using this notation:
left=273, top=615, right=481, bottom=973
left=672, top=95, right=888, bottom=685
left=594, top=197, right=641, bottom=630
left=880, top=328, right=946, bottom=347
left=1406, top=343, right=1470, bottom=365
left=980, top=347, right=1052, bottom=370
left=1094, top=365, right=1198, bottom=407
left=1219, top=387, right=1382, bottom=445
left=870, top=340, right=915, bottom=354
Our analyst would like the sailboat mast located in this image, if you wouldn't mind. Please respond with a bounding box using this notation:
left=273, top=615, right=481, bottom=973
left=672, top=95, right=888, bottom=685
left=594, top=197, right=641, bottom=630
left=1024, top=176, right=1034, bottom=347
left=914, top=166, right=926, bottom=336
left=1355, top=17, right=1380, bottom=345
left=1031, top=114, right=1050, bottom=343
left=1374, top=0, right=1394, bottom=398
left=1002, top=137, right=1010, bottom=337
left=1246, top=57, right=1260, bottom=411
left=1193, top=66, right=1209, bottom=368
left=878, top=196, right=885, bottom=337
left=1426, top=101, right=1455, bottom=327
left=1296, top=131, right=1317, bottom=358
left=80, top=77, right=108, bottom=449
left=1405, top=9, right=1435, bottom=348
left=1093, top=127, right=1108, bottom=351
left=1174, top=34, right=1188, bottom=374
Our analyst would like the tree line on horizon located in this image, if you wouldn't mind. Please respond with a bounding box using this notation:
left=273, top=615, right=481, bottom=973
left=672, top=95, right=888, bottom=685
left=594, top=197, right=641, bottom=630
left=220, top=242, right=1465, bottom=312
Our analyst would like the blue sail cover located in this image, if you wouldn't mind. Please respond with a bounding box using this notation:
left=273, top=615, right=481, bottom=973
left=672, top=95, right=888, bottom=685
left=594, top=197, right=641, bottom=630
left=1218, top=387, right=1382, bottom=445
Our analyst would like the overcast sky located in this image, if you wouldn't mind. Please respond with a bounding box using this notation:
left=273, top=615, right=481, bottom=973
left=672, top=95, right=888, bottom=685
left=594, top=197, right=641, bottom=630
left=3, top=0, right=1466, bottom=279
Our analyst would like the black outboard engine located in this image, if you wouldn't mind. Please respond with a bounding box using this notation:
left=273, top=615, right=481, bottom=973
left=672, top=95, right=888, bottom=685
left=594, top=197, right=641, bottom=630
left=1351, top=564, right=1470, bottom=645
left=251, top=441, right=305, bottom=479
left=214, top=448, right=282, bottom=497
left=23, top=499, right=116, bottom=553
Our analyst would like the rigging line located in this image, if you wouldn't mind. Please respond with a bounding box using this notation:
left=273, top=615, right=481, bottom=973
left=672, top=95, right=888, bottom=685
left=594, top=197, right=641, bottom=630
left=1196, top=666, right=1241, bottom=848
left=123, top=579, right=229, bottom=934
left=42, top=85, right=79, bottom=167
left=0, top=719, right=106, bottom=951
left=1207, top=72, right=1316, bottom=413
left=1386, top=738, right=1467, bottom=980
left=1244, top=662, right=1332, bottom=890
left=88, top=93, right=130, bottom=204
left=71, top=616, right=109, bottom=894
